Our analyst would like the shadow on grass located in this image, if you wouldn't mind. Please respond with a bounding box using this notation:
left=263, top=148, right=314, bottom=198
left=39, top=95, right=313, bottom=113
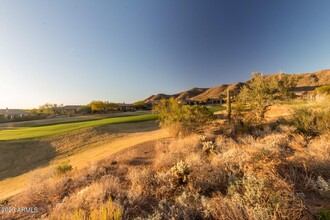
left=127, top=157, right=152, bottom=166
left=0, top=140, right=56, bottom=181
left=0, top=120, right=161, bottom=181
left=94, top=120, right=160, bottom=135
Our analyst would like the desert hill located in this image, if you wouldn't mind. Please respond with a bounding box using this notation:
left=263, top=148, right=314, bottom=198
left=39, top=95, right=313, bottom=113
left=145, top=69, right=330, bottom=102
left=144, top=88, right=207, bottom=102
left=192, top=82, right=244, bottom=100
left=144, top=93, right=179, bottom=102
left=295, top=69, right=330, bottom=87
left=175, top=87, right=208, bottom=100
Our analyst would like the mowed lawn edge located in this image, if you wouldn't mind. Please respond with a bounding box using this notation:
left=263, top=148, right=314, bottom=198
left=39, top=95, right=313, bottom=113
left=0, top=114, right=158, bottom=141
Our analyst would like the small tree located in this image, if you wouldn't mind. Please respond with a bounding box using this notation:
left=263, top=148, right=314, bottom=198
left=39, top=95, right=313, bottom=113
left=77, top=106, right=92, bottom=115
left=237, top=72, right=275, bottom=122
left=133, top=100, right=147, bottom=110
left=90, top=101, right=107, bottom=113
left=153, top=98, right=214, bottom=137
left=105, top=102, right=120, bottom=111
left=273, top=74, right=299, bottom=100
left=38, top=103, right=58, bottom=115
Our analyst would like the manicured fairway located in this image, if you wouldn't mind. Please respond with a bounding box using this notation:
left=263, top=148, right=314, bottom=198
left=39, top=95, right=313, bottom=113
left=0, top=114, right=158, bottom=141
left=207, top=106, right=226, bottom=112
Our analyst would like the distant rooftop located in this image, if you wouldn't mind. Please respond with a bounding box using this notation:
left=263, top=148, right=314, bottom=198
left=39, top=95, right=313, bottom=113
left=53, top=105, right=82, bottom=110
left=0, top=109, right=29, bottom=115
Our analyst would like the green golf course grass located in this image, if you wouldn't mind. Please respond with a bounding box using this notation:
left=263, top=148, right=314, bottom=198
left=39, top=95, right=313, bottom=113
left=207, top=106, right=226, bottom=112
left=0, top=114, right=158, bottom=141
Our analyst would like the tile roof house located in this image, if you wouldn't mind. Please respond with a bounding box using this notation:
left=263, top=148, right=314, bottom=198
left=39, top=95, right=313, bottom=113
left=0, top=108, right=30, bottom=121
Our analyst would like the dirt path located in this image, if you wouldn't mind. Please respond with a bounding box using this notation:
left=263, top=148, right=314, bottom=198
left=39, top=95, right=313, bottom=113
left=0, top=128, right=169, bottom=200
left=68, top=129, right=169, bottom=169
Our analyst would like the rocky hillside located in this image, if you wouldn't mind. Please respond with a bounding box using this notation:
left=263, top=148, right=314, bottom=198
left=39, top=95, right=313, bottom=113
left=193, top=82, right=244, bottom=100
left=145, top=69, right=330, bottom=102
left=295, top=69, right=330, bottom=87
left=175, top=87, right=208, bottom=101
left=144, top=93, right=179, bottom=102
left=144, top=88, right=207, bottom=102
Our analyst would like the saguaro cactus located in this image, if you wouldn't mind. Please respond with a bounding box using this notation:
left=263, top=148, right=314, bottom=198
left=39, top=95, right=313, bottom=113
left=227, top=89, right=231, bottom=122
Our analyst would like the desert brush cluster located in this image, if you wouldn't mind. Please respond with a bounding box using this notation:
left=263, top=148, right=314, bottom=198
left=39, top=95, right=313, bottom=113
left=2, top=104, right=330, bottom=219
left=1, top=78, right=330, bottom=219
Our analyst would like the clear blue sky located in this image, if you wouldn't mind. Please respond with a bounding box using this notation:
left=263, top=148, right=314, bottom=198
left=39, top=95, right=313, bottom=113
left=1, top=0, right=329, bottom=109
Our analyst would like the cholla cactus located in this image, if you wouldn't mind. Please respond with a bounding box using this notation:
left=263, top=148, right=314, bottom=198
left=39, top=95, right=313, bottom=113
left=310, top=176, right=330, bottom=198
left=316, top=176, right=330, bottom=198
left=316, top=176, right=329, bottom=192
left=170, top=161, right=191, bottom=185
left=199, top=134, right=207, bottom=142
left=202, top=141, right=217, bottom=155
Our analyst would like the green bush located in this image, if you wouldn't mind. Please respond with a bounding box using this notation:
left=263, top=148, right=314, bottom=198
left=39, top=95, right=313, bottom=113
left=153, top=98, right=214, bottom=137
left=319, top=209, right=330, bottom=220
left=237, top=72, right=275, bottom=122
left=291, top=106, right=330, bottom=136
left=56, top=160, right=73, bottom=175
left=315, top=85, right=330, bottom=95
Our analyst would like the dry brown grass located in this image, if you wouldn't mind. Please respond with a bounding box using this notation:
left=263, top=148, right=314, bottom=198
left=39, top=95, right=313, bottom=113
left=2, top=121, right=330, bottom=219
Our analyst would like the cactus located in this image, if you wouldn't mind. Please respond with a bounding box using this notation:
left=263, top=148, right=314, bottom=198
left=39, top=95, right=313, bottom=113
left=227, top=89, right=232, bottom=122
left=170, top=161, right=191, bottom=185
left=202, top=141, right=217, bottom=155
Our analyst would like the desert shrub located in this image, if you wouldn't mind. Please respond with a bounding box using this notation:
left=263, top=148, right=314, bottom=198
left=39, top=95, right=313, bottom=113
left=90, top=198, right=122, bottom=220
left=315, top=85, right=330, bottom=95
left=273, top=74, right=299, bottom=101
left=56, top=160, right=73, bottom=175
left=187, top=156, right=226, bottom=195
left=170, top=161, right=191, bottom=185
left=291, top=106, right=330, bottom=135
left=54, top=198, right=122, bottom=220
left=152, top=98, right=214, bottom=137
left=50, top=176, right=122, bottom=219
left=226, top=174, right=305, bottom=219
left=207, top=194, right=248, bottom=220
left=319, top=209, right=330, bottom=220
left=127, top=169, right=156, bottom=197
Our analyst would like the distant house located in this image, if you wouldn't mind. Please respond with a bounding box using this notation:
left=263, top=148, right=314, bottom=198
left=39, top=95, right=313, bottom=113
left=205, top=98, right=222, bottom=105
left=53, top=105, right=82, bottom=115
left=118, top=103, right=135, bottom=112
left=0, top=108, right=30, bottom=121
left=180, top=99, right=199, bottom=105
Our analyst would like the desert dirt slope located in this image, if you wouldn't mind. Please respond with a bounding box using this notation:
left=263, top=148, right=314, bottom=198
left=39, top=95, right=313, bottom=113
left=0, top=121, right=170, bottom=200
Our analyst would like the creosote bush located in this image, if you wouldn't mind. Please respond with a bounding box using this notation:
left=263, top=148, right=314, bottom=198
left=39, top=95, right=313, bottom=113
left=291, top=99, right=330, bottom=136
left=56, top=160, right=73, bottom=175
left=315, top=85, right=330, bottom=95
left=152, top=97, right=214, bottom=137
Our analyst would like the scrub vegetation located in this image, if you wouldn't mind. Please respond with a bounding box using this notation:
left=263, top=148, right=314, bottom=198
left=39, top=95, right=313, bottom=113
left=1, top=74, right=330, bottom=220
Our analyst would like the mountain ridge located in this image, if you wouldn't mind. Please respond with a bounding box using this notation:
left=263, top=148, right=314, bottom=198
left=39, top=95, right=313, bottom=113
left=144, top=69, right=330, bottom=102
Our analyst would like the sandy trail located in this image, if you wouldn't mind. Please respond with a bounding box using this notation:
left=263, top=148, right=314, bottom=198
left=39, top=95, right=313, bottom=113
left=0, top=128, right=169, bottom=200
